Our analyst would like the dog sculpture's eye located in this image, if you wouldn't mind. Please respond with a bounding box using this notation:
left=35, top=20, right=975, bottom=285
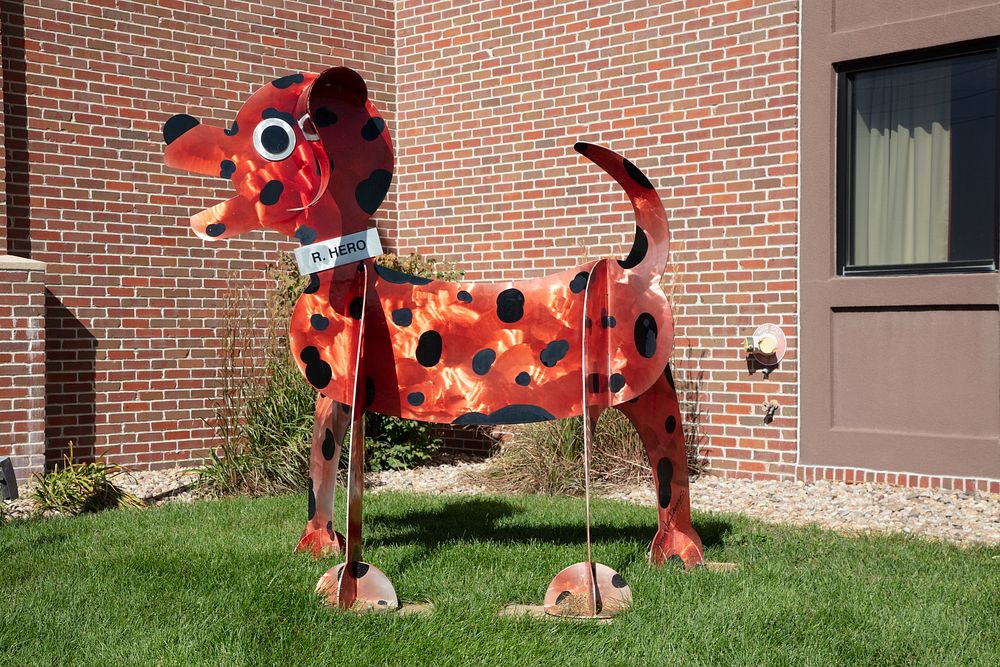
left=252, top=118, right=296, bottom=161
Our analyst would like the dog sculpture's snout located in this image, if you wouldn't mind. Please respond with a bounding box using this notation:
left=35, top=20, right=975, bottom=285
left=163, top=113, right=200, bottom=145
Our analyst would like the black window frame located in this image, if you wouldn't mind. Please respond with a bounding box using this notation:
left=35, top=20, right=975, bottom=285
left=836, top=39, right=1000, bottom=277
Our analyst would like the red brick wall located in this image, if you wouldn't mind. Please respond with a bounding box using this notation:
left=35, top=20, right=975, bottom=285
left=0, top=261, right=46, bottom=483
left=0, top=18, right=6, bottom=248
left=4, top=1, right=989, bottom=490
left=2, top=0, right=394, bottom=470
left=394, top=0, right=800, bottom=479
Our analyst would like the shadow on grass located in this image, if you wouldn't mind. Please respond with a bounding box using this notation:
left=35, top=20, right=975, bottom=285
left=368, top=496, right=734, bottom=556
left=696, top=516, right=734, bottom=549
left=15, top=531, right=73, bottom=551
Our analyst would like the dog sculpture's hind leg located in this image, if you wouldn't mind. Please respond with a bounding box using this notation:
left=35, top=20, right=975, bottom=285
left=618, top=365, right=704, bottom=567
left=296, top=394, right=348, bottom=557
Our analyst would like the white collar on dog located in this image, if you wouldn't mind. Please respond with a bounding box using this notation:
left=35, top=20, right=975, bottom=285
left=293, top=228, right=383, bottom=275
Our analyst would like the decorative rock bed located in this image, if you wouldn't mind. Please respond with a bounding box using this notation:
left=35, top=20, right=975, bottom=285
left=370, top=460, right=1000, bottom=546
left=6, top=461, right=998, bottom=546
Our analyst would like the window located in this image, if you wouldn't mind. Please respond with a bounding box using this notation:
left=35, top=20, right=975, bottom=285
left=837, top=46, right=1000, bottom=275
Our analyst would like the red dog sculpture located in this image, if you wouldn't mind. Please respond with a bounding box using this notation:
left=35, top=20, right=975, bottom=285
left=164, top=67, right=703, bottom=613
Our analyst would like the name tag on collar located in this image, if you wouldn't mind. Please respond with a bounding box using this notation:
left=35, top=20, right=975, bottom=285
left=293, top=228, right=383, bottom=275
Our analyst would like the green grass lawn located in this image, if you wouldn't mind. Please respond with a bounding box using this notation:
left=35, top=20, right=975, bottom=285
left=2, top=491, right=998, bottom=666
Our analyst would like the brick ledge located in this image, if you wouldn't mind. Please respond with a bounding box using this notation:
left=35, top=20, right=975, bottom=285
left=0, top=254, right=47, bottom=272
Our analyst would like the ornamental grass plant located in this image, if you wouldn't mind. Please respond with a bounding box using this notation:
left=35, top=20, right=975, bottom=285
left=31, top=441, right=144, bottom=515
left=484, top=348, right=708, bottom=496
left=484, top=412, right=641, bottom=496
left=195, top=259, right=315, bottom=497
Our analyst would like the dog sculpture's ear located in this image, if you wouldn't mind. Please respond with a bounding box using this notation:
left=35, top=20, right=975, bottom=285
left=294, top=67, right=368, bottom=140
left=310, top=67, right=369, bottom=109
left=295, top=66, right=394, bottom=224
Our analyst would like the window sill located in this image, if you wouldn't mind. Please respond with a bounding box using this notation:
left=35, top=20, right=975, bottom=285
left=840, top=260, right=997, bottom=277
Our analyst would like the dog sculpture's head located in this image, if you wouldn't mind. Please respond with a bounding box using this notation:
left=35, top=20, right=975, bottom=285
left=163, top=68, right=393, bottom=242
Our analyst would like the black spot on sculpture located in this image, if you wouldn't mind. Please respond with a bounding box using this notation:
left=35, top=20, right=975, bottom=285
left=496, top=288, right=525, bottom=323
left=472, top=349, right=496, bottom=375
left=260, top=180, right=284, bottom=205
left=415, top=331, right=443, bottom=367
left=362, top=117, right=386, bottom=140
left=391, top=308, right=412, bottom=326
left=356, top=169, right=392, bottom=215
left=322, top=429, right=336, bottom=460
left=540, top=340, right=570, bottom=368
left=634, top=313, right=658, bottom=358
left=272, top=73, right=304, bottom=89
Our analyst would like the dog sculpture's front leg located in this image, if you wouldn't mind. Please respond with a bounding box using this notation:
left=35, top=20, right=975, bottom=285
left=618, top=365, right=704, bottom=568
left=295, top=393, right=349, bottom=557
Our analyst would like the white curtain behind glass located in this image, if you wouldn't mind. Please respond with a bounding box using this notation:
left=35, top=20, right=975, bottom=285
left=853, top=61, right=952, bottom=265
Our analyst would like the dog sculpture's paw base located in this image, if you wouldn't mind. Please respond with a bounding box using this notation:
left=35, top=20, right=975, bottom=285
left=296, top=526, right=346, bottom=558
left=648, top=528, right=704, bottom=570
left=317, top=561, right=399, bottom=612
left=543, top=561, right=632, bottom=619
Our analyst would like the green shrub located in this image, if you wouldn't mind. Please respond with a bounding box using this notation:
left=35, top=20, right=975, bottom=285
left=199, top=253, right=458, bottom=496
left=361, top=414, right=441, bottom=472
left=377, top=252, right=464, bottom=281
left=31, top=441, right=144, bottom=515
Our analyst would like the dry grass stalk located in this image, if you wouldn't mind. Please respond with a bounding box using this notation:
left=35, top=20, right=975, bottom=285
left=483, top=347, right=708, bottom=496
left=197, top=268, right=313, bottom=497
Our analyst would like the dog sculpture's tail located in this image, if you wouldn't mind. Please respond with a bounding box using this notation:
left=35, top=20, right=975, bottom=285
left=574, top=142, right=670, bottom=281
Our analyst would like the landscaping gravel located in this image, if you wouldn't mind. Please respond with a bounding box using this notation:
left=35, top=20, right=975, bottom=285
left=6, top=461, right=998, bottom=547
left=4, top=468, right=200, bottom=520
left=369, top=460, right=1000, bottom=546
